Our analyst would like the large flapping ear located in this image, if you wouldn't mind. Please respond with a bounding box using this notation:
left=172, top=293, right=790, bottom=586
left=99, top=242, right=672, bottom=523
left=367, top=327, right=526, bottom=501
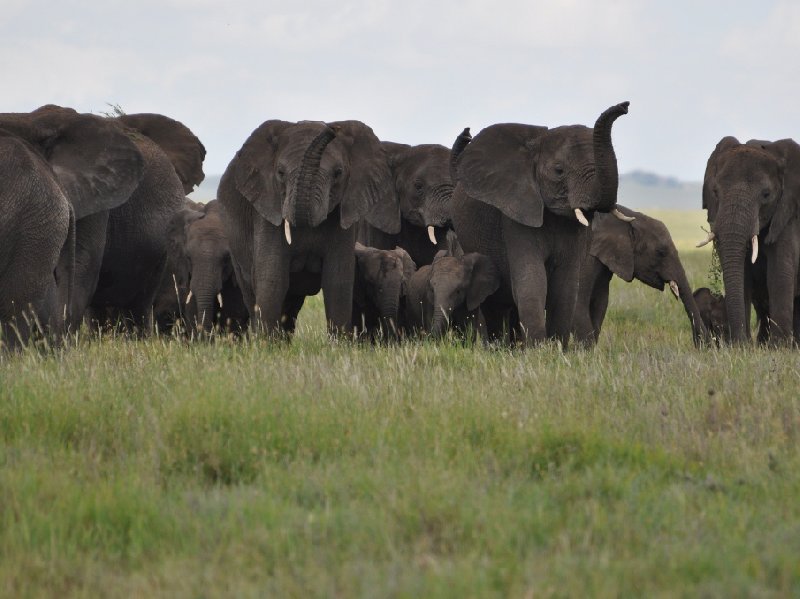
left=457, top=123, right=548, bottom=227
left=702, top=136, right=740, bottom=225
left=463, top=253, right=500, bottom=311
left=331, top=121, right=398, bottom=232
left=589, top=212, right=635, bottom=282
left=117, top=113, right=206, bottom=194
left=232, top=120, right=294, bottom=227
left=752, top=139, right=800, bottom=245
left=391, top=246, right=417, bottom=293
left=33, top=110, right=145, bottom=220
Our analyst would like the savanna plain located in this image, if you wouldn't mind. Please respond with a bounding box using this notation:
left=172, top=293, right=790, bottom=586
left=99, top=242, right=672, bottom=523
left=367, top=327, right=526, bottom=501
left=1, top=211, right=799, bottom=597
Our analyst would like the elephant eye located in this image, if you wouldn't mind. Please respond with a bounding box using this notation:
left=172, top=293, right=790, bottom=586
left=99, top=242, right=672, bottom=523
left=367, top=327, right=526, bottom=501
left=761, top=188, right=771, bottom=200
left=554, top=164, right=565, bottom=177
left=414, top=179, right=424, bottom=192
left=276, top=165, right=286, bottom=180
left=333, top=166, right=344, bottom=179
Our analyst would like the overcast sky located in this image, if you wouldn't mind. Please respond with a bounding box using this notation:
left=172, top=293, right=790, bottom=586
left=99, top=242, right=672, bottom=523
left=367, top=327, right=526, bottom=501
left=1, top=1, right=797, bottom=182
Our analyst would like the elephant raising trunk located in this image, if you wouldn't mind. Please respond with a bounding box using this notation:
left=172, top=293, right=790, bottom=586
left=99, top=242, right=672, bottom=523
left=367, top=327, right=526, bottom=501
left=289, top=126, right=338, bottom=230
left=593, top=101, right=629, bottom=214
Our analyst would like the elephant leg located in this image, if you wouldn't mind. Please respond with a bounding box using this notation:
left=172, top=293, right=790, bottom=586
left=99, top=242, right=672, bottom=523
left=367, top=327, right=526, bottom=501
left=587, top=273, right=613, bottom=345
left=510, top=260, right=547, bottom=345
left=766, top=246, right=799, bottom=346
left=70, top=212, right=109, bottom=329
left=321, top=228, right=357, bottom=336
left=252, top=218, right=290, bottom=335
left=545, top=263, right=580, bottom=349
left=281, top=293, right=306, bottom=335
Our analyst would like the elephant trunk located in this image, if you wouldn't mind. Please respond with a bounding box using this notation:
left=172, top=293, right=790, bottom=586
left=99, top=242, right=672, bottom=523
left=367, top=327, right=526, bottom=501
left=430, top=305, right=449, bottom=338
left=424, top=183, right=455, bottom=228
left=674, top=270, right=709, bottom=347
left=450, top=127, right=472, bottom=184
left=190, top=261, right=223, bottom=332
left=718, top=238, right=749, bottom=344
left=377, top=278, right=403, bottom=337
left=291, top=126, right=337, bottom=228
left=593, top=102, right=629, bottom=213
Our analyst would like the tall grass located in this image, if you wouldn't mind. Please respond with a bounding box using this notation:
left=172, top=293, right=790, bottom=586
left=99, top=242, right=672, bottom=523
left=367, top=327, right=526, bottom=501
left=1, top=250, right=798, bottom=597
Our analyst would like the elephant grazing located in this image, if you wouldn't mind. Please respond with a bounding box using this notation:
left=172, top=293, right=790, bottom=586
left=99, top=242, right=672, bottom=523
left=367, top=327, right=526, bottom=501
left=693, top=287, right=729, bottom=344
left=700, top=137, right=800, bottom=345
left=450, top=102, right=631, bottom=347
left=358, top=142, right=455, bottom=266
left=573, top=205, right=708, bottom=346
left=218, top=120, right=398, bottom=337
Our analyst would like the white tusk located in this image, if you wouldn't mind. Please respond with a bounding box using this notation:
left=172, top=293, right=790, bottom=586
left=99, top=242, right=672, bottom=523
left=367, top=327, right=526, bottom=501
left=574, top=208, right=589, bottom=227
left=185, top=290, right=193, bottom=305
left=696, top=231, right=715, bottom=248
left=669, top=281, right=680, bottom=299
left=217, top=292, right=224, bottom=308
left=284, top=220, right=292, bottom=245
left=427, top=225, right=437, bottom=245
left=612, top=208, right=635, bottom=222
left=751, top=235, right=758, bottom=264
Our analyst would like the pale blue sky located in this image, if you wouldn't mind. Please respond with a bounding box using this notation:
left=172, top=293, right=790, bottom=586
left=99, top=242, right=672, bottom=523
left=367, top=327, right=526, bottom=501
left=1, top=1, right=796, bottom=181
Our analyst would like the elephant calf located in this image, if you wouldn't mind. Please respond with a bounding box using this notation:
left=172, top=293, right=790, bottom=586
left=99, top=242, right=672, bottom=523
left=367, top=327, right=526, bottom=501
left=693, top=288, right=729, bottom=344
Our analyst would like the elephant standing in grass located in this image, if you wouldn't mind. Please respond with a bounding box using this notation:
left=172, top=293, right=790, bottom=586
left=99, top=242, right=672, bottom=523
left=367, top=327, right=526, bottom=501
left=219, top=120, right=398, bottom=336
left=574, top=205, right=708, bottom=346
left=352, top=243, right=416, bottom=340
left=700, top=137, right=800, bottom=345
left=450, top=103, right=631, bottom=347
left=693, top=287, right=729, bottom=344
left=358, top=142, right=454, bottom=266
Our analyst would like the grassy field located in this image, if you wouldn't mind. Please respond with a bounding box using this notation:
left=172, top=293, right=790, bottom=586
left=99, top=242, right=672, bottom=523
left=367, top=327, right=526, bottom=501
left=2, top=218, right=799, bottom=596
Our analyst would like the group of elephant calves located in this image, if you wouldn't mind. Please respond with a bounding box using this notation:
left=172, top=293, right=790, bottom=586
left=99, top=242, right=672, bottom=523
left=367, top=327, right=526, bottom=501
left=2, top=100, right=799, bottom=350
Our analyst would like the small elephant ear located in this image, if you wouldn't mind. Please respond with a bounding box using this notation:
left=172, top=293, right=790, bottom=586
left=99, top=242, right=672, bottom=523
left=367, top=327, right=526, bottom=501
left=753, top=139, right=800, bottom=245
left=232, top=120, right=294, bottom=227
left=117, top=113, right=206, bottom=194
left=457, top=123, right=548, bottom=227
left=329, top=121, right=398, bottom=233
left=589, top=213, right=635, bottom=282
left=391, top=246, right=417, bottom=292
left=463, top=253, right=500, bottom=311
left=703, top=136, right=740, bottom=225
left=26, top=108, right=146, bottom=219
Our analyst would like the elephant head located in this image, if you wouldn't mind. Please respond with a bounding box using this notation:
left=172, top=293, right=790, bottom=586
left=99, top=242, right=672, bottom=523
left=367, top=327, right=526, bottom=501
left=380, top=142, right=454, bottom=244
left=232, top=120, right=398, bottom=241
left=693, top=287, right=729, bottom=344
left=454, top=102, right=630, bottom=228
left=589, top=205, right=708, bottom=345
left=701, top=137, right=800, bottom=342
left=354, top=242, right=416, bottom=337
left=412, top=248, right=500, bottom=338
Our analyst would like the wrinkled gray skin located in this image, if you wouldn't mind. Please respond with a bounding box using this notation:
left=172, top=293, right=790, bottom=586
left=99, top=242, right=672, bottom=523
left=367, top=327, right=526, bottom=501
left=155, top=199, right=249, bottom=334
left=219, top=120, right=398, bottom=336
left=693, top=287, right=729, bottom=344
left=703, top=137, right=800, bottom=345
left=406, top=244, right=500, bottom=340
left=0, top=130, right=74, bottom=348
left=574, top=205, right=708, bottom=346
left=352, top=243, right=417, bottom=340
left=451, top=102, right=630, bottom=347
left=0, top=106, right=206, bottom=334
left=358, top=142, right=454, bottom=266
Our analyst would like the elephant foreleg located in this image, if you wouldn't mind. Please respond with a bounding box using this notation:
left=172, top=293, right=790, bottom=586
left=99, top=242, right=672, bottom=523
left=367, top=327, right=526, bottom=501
left=321, top=246, right=356, bottom=336
left=252, top=219, right=290, bottom=335
left=766, top=243, right=800, bottom=346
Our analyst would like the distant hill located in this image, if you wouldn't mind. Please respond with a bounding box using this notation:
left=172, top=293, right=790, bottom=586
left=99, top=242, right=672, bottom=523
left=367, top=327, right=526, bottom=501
left=188, top=171, right=702, bottom=211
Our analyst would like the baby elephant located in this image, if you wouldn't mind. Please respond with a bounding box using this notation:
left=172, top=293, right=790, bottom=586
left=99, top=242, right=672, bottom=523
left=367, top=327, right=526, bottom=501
left=406, top=247, right=500, bottom=340
left=155, top=199, right=249, bottom=334
left=352, top=243, right=417, bottom=340
left=693, top=287, right=729, bottom=343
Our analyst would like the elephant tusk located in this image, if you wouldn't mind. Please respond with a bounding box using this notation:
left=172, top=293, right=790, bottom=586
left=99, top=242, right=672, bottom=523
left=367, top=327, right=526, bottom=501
left=612, top=208, right=635, bottom=222
left=185, top=290, right=193, bottom=305
left=427, top=225, right=437, bottom=245
left=669, top=280, right=680, bottom=299
left=696, top=231, right=715, bottom=248
left=751, top=235, right=758, bottom=264
left=217, top=292, right=224, bottom=308
left=284, top=220, right=292, bottom=245
left=574, top=208, right=589, bottom=227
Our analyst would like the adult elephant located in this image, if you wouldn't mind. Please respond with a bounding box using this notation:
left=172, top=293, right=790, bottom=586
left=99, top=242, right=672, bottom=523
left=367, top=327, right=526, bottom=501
left=0, top=130, right=74, bottom=348
left=358, top=142, right=454, bottom=266
left=0, top=106, right=206, bottom=332
left=450, top=102, right=631, bottom=347
left=218, top=120, right=397, bottom=335
left=698, top=137, right=800, bottom=345
left=574, top=205, right=708, bottom=346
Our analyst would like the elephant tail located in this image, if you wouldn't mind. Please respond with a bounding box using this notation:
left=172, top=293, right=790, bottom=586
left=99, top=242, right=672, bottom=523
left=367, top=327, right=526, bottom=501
left=55, top=201, right=76, bottom=331
left=450, top=127, right=472, bottom=184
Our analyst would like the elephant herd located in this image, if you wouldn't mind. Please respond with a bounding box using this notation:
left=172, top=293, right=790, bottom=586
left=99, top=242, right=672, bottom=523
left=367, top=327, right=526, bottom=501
left=1, top=101, right=799, bottom=350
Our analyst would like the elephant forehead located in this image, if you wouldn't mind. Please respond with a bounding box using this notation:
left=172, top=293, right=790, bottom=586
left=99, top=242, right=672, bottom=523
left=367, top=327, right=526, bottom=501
left=719, top=146, right=779, bottom=179
left=276, top=123, right=341, bottom=163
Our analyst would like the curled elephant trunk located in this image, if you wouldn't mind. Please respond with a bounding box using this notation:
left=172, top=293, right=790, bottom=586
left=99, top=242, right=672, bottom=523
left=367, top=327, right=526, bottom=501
left=593, top=102, right=629, bottom=213
left=291, top=126, right=337, bottom=228
left=672, top=271, right=709, bottom=347
left=450, top=127, right=472, bottom=184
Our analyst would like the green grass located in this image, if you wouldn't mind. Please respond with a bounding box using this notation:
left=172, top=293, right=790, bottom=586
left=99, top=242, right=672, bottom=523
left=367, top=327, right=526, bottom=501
left=2, top=245, right=799, bottom=597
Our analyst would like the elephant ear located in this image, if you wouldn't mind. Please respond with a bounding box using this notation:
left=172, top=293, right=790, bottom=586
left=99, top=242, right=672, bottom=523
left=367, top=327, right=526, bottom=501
left=703, top=136, right=740, bottom=225
left=589, top=212, right=635, bottom=282
left=750, top=139, right=800, bottom=245
left=457, top=123, right=548, bottom=227
left=33, top=111, right=145, bottom=220
left=331, top=121, right=400, bottom=233
left=390, top=246, right=417, bottom=294
left=117, top=113, right=206, bottom=194
left=463, top=253, right=500, bottom=311
left=232, top=120, right=294, bottom=227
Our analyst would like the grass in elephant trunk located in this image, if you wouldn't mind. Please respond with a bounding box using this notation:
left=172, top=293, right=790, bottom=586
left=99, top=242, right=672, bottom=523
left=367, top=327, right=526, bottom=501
left=1, top=250, right=799, bottom=596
